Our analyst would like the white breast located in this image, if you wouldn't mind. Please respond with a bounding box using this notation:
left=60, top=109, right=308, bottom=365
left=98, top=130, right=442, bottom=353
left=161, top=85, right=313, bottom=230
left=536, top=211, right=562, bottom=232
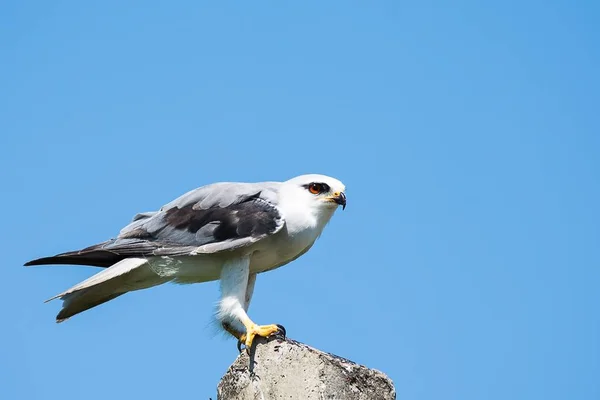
left=248, top=202, right=335, bottom=274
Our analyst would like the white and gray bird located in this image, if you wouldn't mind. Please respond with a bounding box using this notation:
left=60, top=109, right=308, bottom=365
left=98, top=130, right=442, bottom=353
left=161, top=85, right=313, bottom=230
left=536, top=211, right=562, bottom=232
left=25, top=174, right=346, bottom=349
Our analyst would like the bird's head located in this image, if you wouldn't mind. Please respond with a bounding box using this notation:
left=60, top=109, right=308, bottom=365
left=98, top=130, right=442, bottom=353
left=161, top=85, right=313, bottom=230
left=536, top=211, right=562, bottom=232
left=282, top=174, right=347, bottom=220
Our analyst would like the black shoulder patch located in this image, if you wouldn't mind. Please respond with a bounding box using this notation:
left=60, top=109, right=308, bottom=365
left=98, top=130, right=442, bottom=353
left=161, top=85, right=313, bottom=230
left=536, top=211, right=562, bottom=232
left=163, top=198, right=281, bottom=243
left=164, top=204, right=215, bottom=233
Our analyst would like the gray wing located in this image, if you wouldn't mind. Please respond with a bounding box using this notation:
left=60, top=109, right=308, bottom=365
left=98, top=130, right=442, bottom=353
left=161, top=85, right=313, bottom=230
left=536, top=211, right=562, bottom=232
left=119, top=181, right=283, bottom=252
left=25, top=182, right=285, bottom=267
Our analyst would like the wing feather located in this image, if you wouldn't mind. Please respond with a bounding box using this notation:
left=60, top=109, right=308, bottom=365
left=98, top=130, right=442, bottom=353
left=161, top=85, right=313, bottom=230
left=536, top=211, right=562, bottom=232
left=25, top=182, right=285, bottom=267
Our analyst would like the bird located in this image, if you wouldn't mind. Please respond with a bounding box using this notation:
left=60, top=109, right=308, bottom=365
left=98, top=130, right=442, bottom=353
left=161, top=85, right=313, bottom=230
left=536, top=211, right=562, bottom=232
left=25, top=174, right=346, bottom=350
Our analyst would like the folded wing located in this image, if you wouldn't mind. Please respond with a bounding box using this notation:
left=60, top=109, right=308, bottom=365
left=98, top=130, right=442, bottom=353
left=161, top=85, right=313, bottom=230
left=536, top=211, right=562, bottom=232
left=25, top=182, right=285, bottom=268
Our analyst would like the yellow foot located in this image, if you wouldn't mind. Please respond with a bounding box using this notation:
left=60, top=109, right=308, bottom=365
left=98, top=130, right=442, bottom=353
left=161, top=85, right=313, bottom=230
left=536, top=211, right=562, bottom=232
left=238, top=323, right=286, bottom=352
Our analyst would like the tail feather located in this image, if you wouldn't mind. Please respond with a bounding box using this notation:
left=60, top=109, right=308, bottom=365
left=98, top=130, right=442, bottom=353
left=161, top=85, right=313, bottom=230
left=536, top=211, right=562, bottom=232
left=56, top=292, right=124, bottom=323
left=48, top=257, right=168, bottom=322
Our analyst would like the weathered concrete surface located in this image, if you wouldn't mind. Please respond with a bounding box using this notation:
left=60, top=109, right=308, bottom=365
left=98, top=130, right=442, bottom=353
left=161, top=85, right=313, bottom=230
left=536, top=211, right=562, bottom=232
left=217, top=336, right=395, bottom=400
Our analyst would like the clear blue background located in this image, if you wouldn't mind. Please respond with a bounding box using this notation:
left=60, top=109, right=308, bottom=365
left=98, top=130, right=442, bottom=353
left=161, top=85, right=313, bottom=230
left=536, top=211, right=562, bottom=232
left=1, top=1, right=598, bottom=399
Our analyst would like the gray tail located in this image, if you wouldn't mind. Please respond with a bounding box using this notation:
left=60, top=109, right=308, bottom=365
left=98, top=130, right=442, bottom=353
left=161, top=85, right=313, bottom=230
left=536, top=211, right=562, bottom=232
left=47, top=258, right=167, bottom=322
left=57, top=292, right=125, bottom=322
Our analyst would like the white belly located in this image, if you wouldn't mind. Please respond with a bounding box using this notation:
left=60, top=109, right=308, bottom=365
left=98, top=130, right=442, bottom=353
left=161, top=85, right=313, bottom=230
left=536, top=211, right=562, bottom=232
left=151, top=228, right=319, bottom=284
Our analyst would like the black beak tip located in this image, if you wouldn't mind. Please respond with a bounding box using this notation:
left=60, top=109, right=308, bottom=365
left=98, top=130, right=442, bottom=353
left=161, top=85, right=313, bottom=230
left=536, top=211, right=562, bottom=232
left=336, top=192, right=347, bottom=210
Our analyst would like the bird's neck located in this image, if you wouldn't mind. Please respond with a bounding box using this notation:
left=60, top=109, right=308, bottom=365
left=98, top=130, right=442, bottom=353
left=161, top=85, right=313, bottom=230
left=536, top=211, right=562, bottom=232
left=280, top=201, right=335, bottom=238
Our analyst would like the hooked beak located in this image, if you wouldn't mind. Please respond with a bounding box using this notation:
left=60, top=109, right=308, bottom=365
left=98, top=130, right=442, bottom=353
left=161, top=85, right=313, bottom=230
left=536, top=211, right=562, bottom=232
left=333, top=192, right=347, bottom=210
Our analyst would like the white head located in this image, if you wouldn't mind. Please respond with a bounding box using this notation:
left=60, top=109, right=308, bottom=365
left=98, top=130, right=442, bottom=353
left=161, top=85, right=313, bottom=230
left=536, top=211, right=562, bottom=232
left=278, top=174, right=346, bottom=229
left=284, top=173, right=346, bottom=208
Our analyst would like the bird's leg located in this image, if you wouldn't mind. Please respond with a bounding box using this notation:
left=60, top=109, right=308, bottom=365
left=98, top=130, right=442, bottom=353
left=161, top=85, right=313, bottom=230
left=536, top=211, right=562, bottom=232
left=219, top=258, right=285, bottom=352
left=239, top=272, right=286, bottom=350
left=243, top=272, right=257, bottom=312
left=221, top=321, right=244, bottom=340
left=219, top=273, right=257, bottom=341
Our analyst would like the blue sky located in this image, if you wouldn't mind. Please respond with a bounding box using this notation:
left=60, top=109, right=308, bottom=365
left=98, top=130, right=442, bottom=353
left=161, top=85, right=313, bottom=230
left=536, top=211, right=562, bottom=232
left=1, top=1, right=599, bottom=399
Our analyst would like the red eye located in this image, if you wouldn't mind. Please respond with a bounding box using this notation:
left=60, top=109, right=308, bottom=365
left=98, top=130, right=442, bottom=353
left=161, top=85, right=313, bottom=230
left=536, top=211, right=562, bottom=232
left=308, top=183, right=322, bottom=194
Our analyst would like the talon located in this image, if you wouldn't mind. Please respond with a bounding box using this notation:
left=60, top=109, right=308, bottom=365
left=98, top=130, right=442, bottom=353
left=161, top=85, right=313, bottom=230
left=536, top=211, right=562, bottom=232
left=242, top=323, right=284, bottom=350
left=237, top=338, right=244, bottom=353
left=275, top=324, right=286, bottom=339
